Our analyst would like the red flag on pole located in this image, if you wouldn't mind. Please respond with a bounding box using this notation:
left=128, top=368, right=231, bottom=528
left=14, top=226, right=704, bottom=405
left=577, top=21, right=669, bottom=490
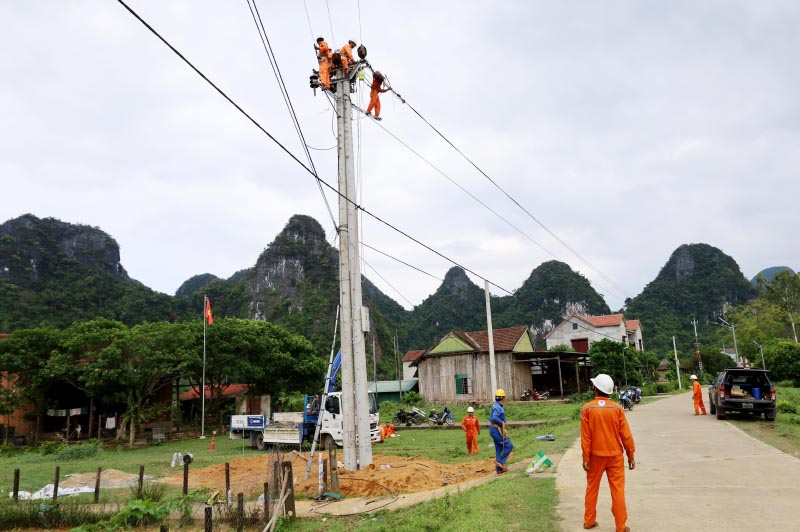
left=205, top=298, right=214, bottom=325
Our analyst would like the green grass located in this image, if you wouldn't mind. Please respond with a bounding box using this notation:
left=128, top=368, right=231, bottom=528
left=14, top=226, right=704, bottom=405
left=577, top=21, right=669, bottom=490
left=275, top=473, right=560, bottom=532
left=730, top=383, right=800, bottom=458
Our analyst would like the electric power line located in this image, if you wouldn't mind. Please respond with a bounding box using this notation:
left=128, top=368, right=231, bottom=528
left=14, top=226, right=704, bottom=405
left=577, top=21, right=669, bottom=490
left=115, top=0, right=512, bottom=296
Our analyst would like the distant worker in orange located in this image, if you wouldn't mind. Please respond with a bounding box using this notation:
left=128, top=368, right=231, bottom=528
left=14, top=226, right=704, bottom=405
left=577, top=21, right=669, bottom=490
left=365, top=71, right=389, bottom=121
left=340, top=39, right=357, bottom=72
left=581, top=374, right=635, bottom=532
left=381, top=422, right=396, bottom=441
left=314, top=36, right=332, bottom=89
left=461, top=406, right=481, bottom=454
left=690, top=374, right=707, bottom=415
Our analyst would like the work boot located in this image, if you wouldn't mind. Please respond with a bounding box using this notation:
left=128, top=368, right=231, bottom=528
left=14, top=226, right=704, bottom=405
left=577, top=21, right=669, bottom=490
left=583, top=523, right=598, bottom=530
left=374, top=116, right=382, bottom=121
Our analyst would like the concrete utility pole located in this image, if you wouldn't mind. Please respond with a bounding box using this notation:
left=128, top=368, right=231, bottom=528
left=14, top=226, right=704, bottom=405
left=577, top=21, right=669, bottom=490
left=673, top=336, right=682, bottom=390
left=691, top=318, right=704, bottom=377
left=484, top=281, right=498, bottom=399
left=335, top=71, right=372, bottom=470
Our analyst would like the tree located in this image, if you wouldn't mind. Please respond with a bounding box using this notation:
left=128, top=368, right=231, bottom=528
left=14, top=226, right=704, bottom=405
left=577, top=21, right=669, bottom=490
left=589, top=339, right=626, bottom=386
left=0, top=328, right=61, bottom=445
left=0, top=373, right=22, bottom=445
left=762, top=270, right=800, bottom=342
left=762, top=339, right=800, bottom=385
left=724, top=298, right=790, bottom=363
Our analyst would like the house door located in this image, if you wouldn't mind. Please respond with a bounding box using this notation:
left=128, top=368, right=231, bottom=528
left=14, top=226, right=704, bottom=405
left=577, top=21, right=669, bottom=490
left=571, top=338, right=589, bottom=353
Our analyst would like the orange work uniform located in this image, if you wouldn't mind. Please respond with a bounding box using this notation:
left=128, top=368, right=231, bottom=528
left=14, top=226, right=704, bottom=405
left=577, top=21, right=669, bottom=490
left=340, top=41, right=355, bottom=73
left=692, top=380, right=707, bottom=415
left=317, top=40, right=332, bottom=89
left=581, top=397, right=635, bottom=532
left=381, top=423, right=396, bottom=440
left=366, top=77, right=388, bottom=118
left=461, top=415, right=481, bottom=454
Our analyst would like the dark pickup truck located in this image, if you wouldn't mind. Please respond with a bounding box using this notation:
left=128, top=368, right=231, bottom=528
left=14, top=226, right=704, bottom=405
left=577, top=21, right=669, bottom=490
left=708, top=368, right=776, bottom=421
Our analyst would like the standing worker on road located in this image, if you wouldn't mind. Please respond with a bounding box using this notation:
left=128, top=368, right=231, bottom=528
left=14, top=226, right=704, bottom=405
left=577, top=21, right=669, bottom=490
left=365, top=70, right=388, bottom=120
left=690, top=374, right=707, bottom=415
left=489, top=389, right=513, bottom=473
left=461, top=406, right=481, bottom=455
left=581, top=374, right=635, bottom=532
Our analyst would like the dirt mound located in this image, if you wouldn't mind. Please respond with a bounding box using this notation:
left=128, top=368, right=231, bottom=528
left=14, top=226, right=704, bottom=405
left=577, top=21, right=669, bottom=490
left=157, top=452, right=497, bottom=498
left=61, top=469, right=143, bottom=489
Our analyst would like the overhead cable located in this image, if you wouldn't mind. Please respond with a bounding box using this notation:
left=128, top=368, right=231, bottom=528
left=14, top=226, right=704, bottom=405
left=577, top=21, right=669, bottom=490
left=115, top=0, right=512, bottom=296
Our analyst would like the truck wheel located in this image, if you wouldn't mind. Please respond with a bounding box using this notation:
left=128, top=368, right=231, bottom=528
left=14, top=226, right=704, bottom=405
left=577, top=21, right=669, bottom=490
left=255, top=433, right=265, bottom=451
left=716, top=408, right=725, bottom=420
left=322, top=434, right=336, bottom=450
left=765, top=410, right=776, bottom=421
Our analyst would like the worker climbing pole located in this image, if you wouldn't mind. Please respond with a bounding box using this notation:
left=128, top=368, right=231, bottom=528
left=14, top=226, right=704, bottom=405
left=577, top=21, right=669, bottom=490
left=309, top=37, right=374, bottom=470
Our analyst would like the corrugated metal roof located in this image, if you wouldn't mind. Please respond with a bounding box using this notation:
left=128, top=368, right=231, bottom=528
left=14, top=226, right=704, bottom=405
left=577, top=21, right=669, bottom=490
left=367, top=380, right=419, bottom=393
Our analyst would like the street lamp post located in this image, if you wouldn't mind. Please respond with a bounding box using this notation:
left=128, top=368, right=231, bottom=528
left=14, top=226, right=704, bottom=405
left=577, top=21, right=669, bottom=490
left=718, top=317, right=740, bottom=366
left=753, top=340, right=766, bottom=369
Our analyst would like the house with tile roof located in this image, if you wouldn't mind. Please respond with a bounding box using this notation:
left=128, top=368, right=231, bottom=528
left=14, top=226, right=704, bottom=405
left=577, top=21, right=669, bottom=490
left=544, top=313, right=644, bottom=352
left=414, top=326, right=540, bottom=403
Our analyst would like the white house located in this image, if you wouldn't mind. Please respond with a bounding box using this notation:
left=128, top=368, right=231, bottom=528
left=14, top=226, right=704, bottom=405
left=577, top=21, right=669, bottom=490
left=544, top=313, right=644, bottom=352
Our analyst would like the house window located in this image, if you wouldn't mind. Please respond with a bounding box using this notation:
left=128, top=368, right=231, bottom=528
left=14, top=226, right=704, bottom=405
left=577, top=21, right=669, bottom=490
left=572, top=323, right=578, bottom=331
left=455, top=374, right=470, bottom=394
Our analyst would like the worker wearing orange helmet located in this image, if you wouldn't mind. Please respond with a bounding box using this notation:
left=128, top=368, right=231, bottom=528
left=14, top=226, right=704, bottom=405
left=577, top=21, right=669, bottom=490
left=315, top=37, right=332, bottom=89
left=461, top=406, right=481, bottom=454
left=365, top=71, right=389, bottom=121
left=340, top=39, right=357, bottom=73
left=690, top=375, right=707, bottom=415
left=581, top=374, right=635, bottom=532
left=489, top=389, right=513, bottom=473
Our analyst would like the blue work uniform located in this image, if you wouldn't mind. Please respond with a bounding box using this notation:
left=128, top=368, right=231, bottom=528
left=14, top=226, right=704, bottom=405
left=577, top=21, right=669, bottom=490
left=489, top=399, right=514, bottom=472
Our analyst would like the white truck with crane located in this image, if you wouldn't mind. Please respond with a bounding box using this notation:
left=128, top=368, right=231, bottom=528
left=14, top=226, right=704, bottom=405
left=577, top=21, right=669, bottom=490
left=229, top=349, right=381, bottom=450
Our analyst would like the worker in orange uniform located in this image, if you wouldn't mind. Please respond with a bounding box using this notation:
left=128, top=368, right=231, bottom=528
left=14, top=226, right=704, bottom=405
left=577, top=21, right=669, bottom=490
left=314, top=37, right=332, bottom=89
left=461, top=406, right=481, bottom=454
left=340, top=39, right=357, bottom=73
left=381, top=422, right=396, bottom=441
left=581, top=374, right=635, bottom=532
left=365, top=71, right=389, bottom=121
left=690, top=374, right=707, bottom=415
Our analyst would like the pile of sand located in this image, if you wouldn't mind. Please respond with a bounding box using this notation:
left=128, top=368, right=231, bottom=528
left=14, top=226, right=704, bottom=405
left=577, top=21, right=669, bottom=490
left=157, top=452, right=497, bottom=498
left=60, top=469, right=144, bottom=490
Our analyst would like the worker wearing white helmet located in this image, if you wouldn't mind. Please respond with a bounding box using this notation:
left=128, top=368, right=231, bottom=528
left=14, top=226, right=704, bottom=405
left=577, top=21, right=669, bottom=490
left=461, top=406, right=481, bottom=454
left=489, top=389, right=513, bottom=473
left=581, top=374, right=636, bottom=532
left=690, top=374, right=707, bottom=416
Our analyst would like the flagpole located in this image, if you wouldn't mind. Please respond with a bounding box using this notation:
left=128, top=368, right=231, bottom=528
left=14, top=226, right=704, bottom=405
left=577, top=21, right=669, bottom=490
left=201, top=295, right=207, bottom=439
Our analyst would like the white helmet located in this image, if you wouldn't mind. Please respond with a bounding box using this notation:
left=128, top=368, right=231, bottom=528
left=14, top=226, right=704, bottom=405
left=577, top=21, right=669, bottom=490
left=467, top=406, right=474, bottom=413
left=690, top=374, right=698, bottom=380
left=590, top=374, right=615, bottom=395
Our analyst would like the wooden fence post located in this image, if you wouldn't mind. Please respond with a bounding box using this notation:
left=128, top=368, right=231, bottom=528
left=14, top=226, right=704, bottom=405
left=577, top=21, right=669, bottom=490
left=53, top=466, right=60, bottom=502
left=137, top=465, right=144, bottom=499
left=264, top=482, right=269, bottom=523
left=236, top=492, right=244, bottom=532
left=281, top=461, right=295, bottom=520
left=183, top=461, right=189, bottom=495
left=204, top=505, right=213, bottom=532
left=225, top=462, right=230, bottom=505
left=12, top=469, right=20, bottom=501
left=94, top=467, right=102, bottom=503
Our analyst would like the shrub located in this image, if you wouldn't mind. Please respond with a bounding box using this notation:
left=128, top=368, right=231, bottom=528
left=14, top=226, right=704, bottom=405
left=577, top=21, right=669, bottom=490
left=400, top=391, right=422, bottom=406
left=38, top=441, right=62, bottom=456
left=54, top=440, right=102, bottom=461
left=776, top=400, right=797, bottom=414
left=656, top=383, right=671, bottom=394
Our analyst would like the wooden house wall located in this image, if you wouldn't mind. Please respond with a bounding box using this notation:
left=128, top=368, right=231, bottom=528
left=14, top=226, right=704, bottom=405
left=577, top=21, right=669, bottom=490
left=418, top=352, right=525, bottom=403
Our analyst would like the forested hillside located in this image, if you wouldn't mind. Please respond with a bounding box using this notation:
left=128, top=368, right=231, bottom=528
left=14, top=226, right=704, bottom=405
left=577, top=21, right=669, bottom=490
left=624, top=243, right=756, bottom=353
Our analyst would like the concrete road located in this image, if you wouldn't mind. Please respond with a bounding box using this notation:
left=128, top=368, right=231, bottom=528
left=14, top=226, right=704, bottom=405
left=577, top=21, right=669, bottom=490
left=556, top=392, right=800, bottom=531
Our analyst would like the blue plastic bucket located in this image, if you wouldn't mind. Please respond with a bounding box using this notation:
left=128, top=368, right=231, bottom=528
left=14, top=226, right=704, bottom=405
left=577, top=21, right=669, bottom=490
left=752, top=387, right=762, bottom=400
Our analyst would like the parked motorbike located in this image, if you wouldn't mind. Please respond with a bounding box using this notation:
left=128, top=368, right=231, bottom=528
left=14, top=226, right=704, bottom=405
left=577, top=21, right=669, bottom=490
left=626, top=386, right=642, bottom=404
left=522, top=388, right=550, bottom=401
left=428, top=406, right=455, bottom=427
left=393, top=406, right=426, bottom=426
left=619, top=389, right=634, bottom=411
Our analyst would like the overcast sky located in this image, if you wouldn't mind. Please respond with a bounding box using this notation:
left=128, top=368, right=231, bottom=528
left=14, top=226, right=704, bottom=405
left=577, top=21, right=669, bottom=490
left=2, top=1, right=798, bottom=312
